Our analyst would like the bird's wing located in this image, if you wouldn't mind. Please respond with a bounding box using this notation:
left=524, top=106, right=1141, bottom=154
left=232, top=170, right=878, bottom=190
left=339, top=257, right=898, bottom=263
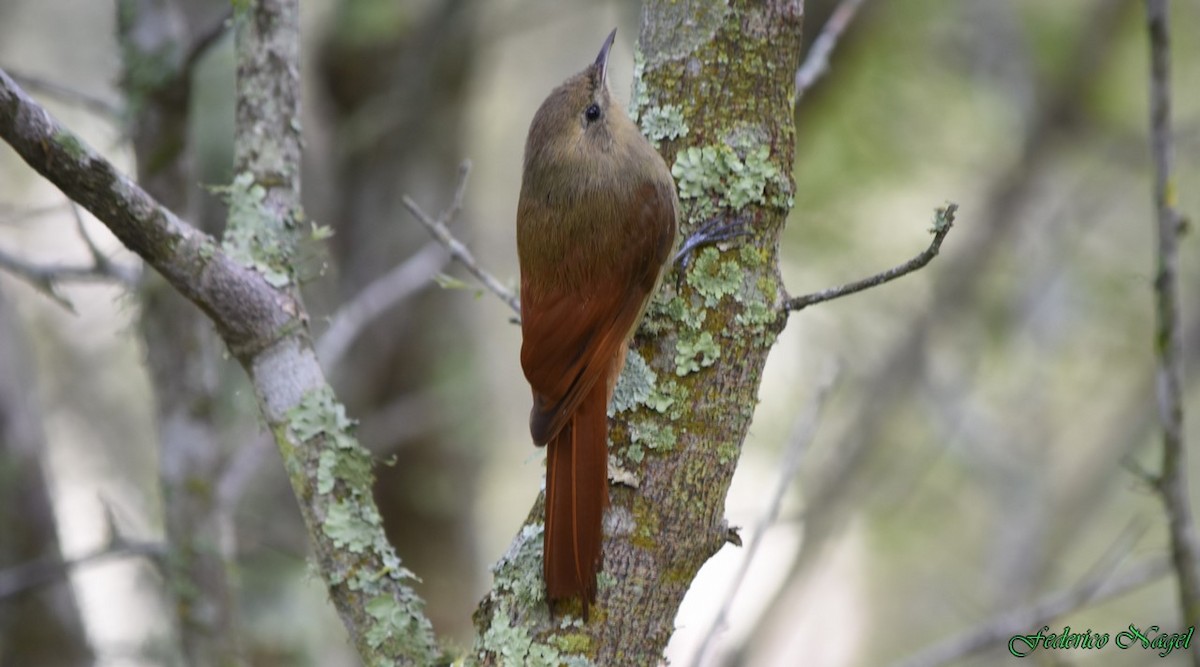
left=519, top=180, right=676, bottom=444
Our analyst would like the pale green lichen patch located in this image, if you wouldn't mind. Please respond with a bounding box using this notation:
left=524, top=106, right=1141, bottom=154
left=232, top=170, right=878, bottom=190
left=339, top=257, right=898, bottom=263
left=670, top=140, right=791, bottom=224
left=491, top=523, right=547, bottom=608
left=675, top=331, right=720, bottom=376
left=639, top=104, right=689, bottom=146
left=629, top=418, right=677, bottom=454
left=735, top=300, right=777, bottom=330
left=53, top=129, right=88, bottom=161
left=322, top=500, right=379, bottom=554
left=364, top=595, right=420, bottom=650
left=687, top=247, right=742, bottom=307
left=214, top=172, right=293, bottom=287
left=612, top=348, right=679, bottom=424
left=628, top=50, right=649, bottom=121
left=478, top=608, right=593, bottom=667
left=643, top=293, right=707, bottom=335
left=285, top=387, right=430, bottom=659
left=610, top=350, right=655, bottom=415
left=288, top=386, right=371, bottom=494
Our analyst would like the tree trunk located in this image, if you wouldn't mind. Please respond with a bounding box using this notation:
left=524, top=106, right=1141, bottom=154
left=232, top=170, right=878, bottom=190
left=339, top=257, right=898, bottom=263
left=473, top=2, right=804, bottom=663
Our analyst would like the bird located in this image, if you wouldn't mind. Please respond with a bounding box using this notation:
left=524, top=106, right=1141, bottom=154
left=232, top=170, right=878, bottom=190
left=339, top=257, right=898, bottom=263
left=516, top=27, right=679, bottom=618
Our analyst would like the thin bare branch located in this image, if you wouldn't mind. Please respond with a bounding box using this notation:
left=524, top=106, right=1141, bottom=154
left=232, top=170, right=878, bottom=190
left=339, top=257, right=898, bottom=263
left=794, top=0, right=868, bottom=104
left=783, top=203, right=956, bottom=313
left=0, top=66, right=289, bottom=352
left=890, top=547, right=1165, bottom=667
left=1146, top=1, right=1200, bottom=657
left=0, top=249, right=134, bottom=311
left=690, top=376, right=836, bottom=667
left=0, top=201, right=139, bottom=310
left=0, top=201, right=68, bottom=225
left=317, top=241, right=449, bottom=368
left=4, top=70, right=121, bottom=119
left=0, top=524, right=166, bottom=600
left=69, top=202, right=139, bottom=284
left=403, top=160, right=521, bottom=315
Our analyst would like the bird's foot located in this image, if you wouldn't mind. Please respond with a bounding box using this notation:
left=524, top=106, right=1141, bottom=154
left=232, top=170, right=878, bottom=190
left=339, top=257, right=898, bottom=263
left=674, top=218, right=751, bottom=270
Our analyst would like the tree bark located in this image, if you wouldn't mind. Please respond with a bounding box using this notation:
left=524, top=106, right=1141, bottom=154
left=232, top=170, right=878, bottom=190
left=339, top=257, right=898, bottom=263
left=473, top=2, right=804, bottom=663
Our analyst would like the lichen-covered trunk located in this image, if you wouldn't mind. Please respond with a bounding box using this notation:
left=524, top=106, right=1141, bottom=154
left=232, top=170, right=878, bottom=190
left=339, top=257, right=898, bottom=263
left=473, top=2, right=804, bottom=663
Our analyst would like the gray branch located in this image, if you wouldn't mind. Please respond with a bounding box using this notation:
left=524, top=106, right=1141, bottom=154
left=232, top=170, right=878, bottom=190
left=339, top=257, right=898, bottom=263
left=1146, top=1, right=1200, bottom=660
left=783, top=203, right=956, bottom=313
left=403, top=160, right=521, bottom=315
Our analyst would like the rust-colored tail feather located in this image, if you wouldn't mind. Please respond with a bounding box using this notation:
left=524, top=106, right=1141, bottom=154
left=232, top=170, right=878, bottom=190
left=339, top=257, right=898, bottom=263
left=544, top=379, right=610, bottom=617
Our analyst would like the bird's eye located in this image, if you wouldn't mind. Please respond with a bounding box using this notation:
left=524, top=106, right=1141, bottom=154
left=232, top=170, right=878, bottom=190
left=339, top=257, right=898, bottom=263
left=584, top=103, right=601, bottom=122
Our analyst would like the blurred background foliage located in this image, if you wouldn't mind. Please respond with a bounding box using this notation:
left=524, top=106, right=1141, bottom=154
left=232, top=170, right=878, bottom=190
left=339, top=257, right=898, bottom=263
left=1, top=0, right=1198, bottom=665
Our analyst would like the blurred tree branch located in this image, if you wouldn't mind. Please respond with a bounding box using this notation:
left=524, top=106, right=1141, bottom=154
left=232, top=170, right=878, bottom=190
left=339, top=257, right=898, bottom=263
left=316, top=240, right=449, bottom=369
left=890, top=556, right=1168, bottom=667
left=0, top=536, right=167, bottom=601
left=1145, top=1, right=1200, bottom=658
left=794, top=0, right=868, bottom=104
left=0, top=0, right=441, bottom=662
left=4, top=70, right=120, bottom=119
left=0, top=287, right=93, bottom=665
left=0, top=201, right=137, bottom=312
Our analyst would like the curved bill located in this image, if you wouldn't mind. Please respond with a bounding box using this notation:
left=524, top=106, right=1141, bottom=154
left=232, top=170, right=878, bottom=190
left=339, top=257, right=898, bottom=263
left=595, top=28, right=617, bottom=83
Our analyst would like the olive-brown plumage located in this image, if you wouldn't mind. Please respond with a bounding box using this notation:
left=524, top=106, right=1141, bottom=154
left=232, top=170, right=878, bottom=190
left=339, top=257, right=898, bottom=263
left=517, top=29, right=678, bottom=617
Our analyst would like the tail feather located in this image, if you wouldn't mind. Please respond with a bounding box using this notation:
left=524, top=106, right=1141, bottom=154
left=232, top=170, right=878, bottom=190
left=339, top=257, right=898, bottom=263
left=544, top=379, right=609, bottom=616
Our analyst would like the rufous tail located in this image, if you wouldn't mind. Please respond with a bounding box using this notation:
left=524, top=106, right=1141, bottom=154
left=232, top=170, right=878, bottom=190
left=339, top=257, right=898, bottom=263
left=543, top=379, right=609, bottom=617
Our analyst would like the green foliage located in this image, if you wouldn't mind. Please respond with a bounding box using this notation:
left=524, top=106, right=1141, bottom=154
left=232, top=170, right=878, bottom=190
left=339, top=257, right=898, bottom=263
left=331, top=0, right=410, bottom=47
